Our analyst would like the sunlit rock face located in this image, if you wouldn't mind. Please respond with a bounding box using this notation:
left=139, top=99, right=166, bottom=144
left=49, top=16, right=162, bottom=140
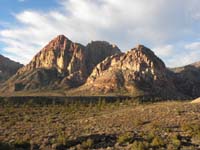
left=18, top=35, right=87, bottom=77
left=1, top=35, right=121, bottom=92
left=84, top=45, right=180, bottom=98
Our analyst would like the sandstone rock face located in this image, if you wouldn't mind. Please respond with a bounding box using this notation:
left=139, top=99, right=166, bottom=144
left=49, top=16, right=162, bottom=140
left=1, top=35, right=121, bottom=92
left=0, top=55, right=23, bottom=82
left=171, top=61, right=200, bottom=98
left=191, top=97, right=200, bottom=103
left=86, top=41, right=121, bottom=74
left=18, top=35, right=87, bottom=81
left=83, top=45, right=179, bottom=98
left=3, top=34, right=198, bottom=99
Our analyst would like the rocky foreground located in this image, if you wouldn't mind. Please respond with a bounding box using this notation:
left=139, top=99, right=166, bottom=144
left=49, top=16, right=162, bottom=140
left=0, top=100, right=200, bottom=150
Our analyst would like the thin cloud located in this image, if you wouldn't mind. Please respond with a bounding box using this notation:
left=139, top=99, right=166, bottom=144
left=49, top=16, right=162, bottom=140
left=153, top=45, right=174, bottom=58
left=185, top=42, right=200, bottom=50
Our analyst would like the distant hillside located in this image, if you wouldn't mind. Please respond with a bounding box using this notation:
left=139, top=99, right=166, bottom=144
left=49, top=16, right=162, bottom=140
left=0, top=54, right=23, bottom=83
left=171, top=61, right=200, bottom=98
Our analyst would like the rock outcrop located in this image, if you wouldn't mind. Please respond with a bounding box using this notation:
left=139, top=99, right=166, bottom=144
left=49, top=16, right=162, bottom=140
left=81, top=45, right=181, bottom=99
left=85, top=41, right=121, bottom=74
left=0, top=35, right=121, bottom=93
left=191, top=97, right=200, bottom=103
left=18, top=35, right=88, bottom=83
left=0, top=55, right=23, bottom=82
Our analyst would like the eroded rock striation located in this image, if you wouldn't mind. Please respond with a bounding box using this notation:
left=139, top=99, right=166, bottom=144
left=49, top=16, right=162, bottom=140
left=1, top=34, right=199, bottom=99
left=86, top=41, right=121, bottom=74
left=82, top=45, right=181, bottom=98
left=0, top=35, right=121, bottom=92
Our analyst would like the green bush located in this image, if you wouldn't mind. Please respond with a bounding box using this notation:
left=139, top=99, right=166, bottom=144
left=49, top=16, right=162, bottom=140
left=81, top=138, right=94, bottom=149
left=117, top=132, right=133, bottom=145
left=133, top=118, right=144, bottom=126
left=171, top=135, right=181, bottom=148
left=56, top=134, right=68, bottom=145
left=151, top=136, right=165, bottom=148
left=146, top=131, right=155, bottom=142
left=131, top=141, right=149, bottom=150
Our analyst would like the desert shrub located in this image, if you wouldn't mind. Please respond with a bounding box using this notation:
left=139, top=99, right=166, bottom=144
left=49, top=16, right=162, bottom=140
left=24, top=115, right=31, bottom=122
left=131, top=141, right=149, bottom=150
left=167, top=143, right=178, bottom=150
left=191, top=131, right=200, bottom=145
left=81, top=138, right=94, bottom=149
left=133, top=118, right=144, bottom=126
left=184, top=145, right=196, bottom=150
left=145, top=131, right=155, bottom=142
left=151, top=136, right=165, bottom=148
left=170, top=134, right=181, bottom=148
left=56, top=135, right=68, bottom=145
left=151, top=121, right=162, bottom=129
left=117, top=132, right=133, bottom=145
left=181, top=123, right=193, bottom=132
left=181, top=123, right=200, bottom=137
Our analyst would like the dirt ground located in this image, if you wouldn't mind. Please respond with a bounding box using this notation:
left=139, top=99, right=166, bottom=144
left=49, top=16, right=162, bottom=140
left=0, top=100, right=200, bottom=150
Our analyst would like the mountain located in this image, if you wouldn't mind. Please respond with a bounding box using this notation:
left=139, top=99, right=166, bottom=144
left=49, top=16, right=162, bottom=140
left=171, top=61, right=200, bottom=98
left=76, top=45, right=182, bottom=99
left=86, top=41, right=121, bottom=75
left=0, top=35, right=121, bottom=93
left=0, top=54, right=23, bottom=83
left=1, top=34, right=199, bottom=99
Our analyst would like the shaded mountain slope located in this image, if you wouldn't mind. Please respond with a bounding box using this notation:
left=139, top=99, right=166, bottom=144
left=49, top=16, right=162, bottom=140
left=74, top=45, right=183, bottom=99
left=171, top=61, right=200, bottom=98
left=0, top=55, right=23, bottom=83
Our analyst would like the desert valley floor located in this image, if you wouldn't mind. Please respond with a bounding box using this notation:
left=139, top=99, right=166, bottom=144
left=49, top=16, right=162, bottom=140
left=0, top=99, right=200, bottom=150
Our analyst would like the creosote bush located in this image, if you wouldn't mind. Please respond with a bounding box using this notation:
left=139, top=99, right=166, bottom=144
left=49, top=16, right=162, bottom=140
left=117, top=132, right=133, bottom=145
left=131, top=141, right=149, bottom=150
left=151, top=136, right=165, bottom=148
left=81, top=138, right=94, bottom=149
left=170, top=134, right=181, bottom=148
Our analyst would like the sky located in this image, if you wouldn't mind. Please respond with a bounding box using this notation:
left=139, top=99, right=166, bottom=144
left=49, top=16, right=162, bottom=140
left=0, top=0, right=200, bottom=67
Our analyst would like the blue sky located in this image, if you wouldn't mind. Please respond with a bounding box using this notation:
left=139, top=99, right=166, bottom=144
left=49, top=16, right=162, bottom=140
left=0, top=0, right=59, bottom=29
left=0, top=0, right=200, bottom=67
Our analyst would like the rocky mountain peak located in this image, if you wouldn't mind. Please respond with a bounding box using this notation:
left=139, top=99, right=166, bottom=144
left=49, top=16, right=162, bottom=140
left=18, top=35, right=86, bottom=74
left=1, top=35, right=121, bottom=92
left=44, top=35, right=70, bottom=50
left=88, top=44, right=166, bottom=83
left=131, top=44, right=165, bottom=69
left=82, top=44, right=178, bottom=98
